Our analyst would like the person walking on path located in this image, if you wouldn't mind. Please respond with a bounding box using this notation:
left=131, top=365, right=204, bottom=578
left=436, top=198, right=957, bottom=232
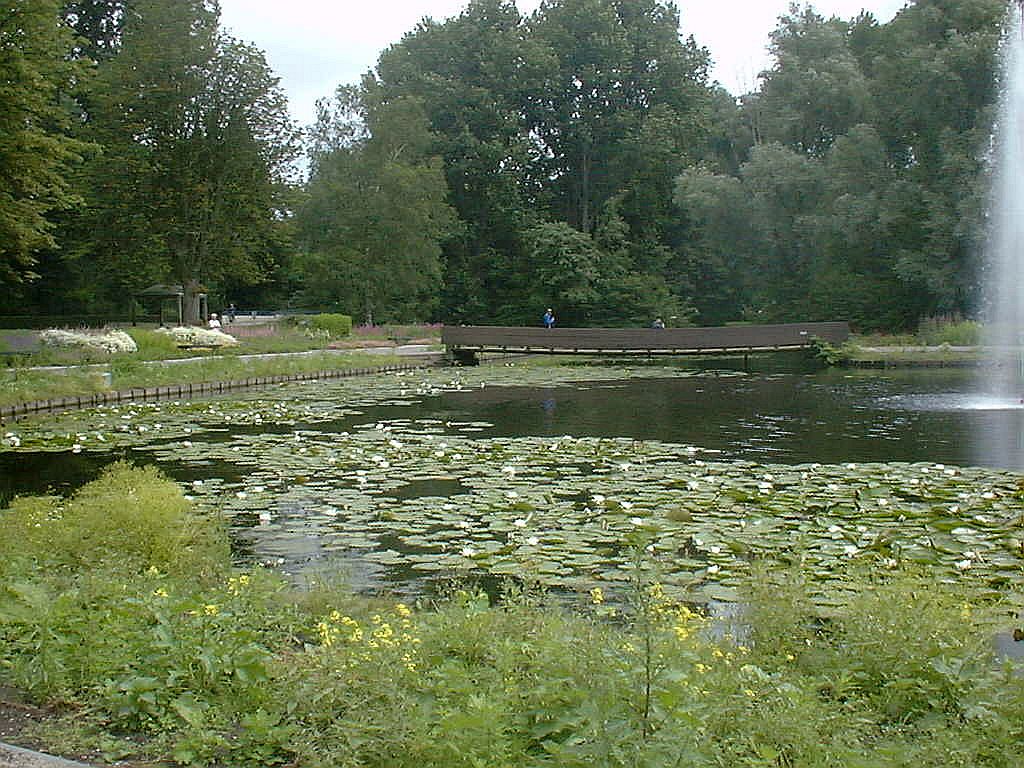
left=543, top=308, right=555, bottom=329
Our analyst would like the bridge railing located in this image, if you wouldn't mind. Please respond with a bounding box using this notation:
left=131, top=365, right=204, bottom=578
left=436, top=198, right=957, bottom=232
left=442, top=322, right=850, bottom=355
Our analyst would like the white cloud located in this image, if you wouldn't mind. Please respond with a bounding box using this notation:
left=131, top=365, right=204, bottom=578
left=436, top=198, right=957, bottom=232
left=218, top=0, right=909, bottom=127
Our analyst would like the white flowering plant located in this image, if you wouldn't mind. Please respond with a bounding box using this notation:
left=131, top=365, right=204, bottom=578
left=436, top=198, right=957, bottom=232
left=156, top=326, right=239, bottom=347
left=39, top=328, right=139, bottom=354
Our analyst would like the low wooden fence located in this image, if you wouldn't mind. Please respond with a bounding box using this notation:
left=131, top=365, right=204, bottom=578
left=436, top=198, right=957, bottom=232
left=0, top=361, right=434, bottom=423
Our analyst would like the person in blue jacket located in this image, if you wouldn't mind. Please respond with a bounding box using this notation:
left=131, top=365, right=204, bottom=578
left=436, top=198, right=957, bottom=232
left=543, top=308, right=555, bottom=328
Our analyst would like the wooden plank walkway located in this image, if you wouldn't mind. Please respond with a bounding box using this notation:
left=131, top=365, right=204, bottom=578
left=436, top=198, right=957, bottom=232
left=443, top=322, right=850, bottom=361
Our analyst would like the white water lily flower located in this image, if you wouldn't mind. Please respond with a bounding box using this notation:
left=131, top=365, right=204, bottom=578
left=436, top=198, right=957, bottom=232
left=709, top=545, right=722, bottom=554
left=877, top=499, right=889, bottom=507
left=619, top=463, right=631, bottom=471
left=258, top=511, right=271, bottom=523
left=944, top=468, right=956, bottom=476
left=707, top=565, right=720, bottom=574
left=955, top=559, right=972, bottom=571
left=452, top=454, right=463, bottom=460
left=236, top=491, right=248, bottom=499
left=629, top=517, right=644, bottom=526
left=687, top=480, right=700, bottom=490
left=505, top=490, right=519, bottom=498
left=592, top=494, right=606, bottom=505
left=460, top=546, right=476, bottom=558
left=620, top=500, right=633, bottom=510
left=182, top=440, right=193, bottom=448
left=845, top=463, right=858, bottom=469
left=982, top=491, right=995, bottom=500
left=252, top=485, right=266, bottom=493
left=513, top=518, right=528, bottom=528
left=908, top=478, right=920, bottom=485
left=827, top=483, right=840, bottom=492
left=843, top=545, right=859, bottom=556
left=192, top=480, right=204, bottom=486
left=934, top=464, right=945, bottom=470
left=457, top=520, right=472, bottom=529
left=71, top=444, right=82, bottom=453
left=525, top=536, right=540, bottom=546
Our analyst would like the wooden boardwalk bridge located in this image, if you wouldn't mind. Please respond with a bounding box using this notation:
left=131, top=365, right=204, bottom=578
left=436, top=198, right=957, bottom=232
left=442, top=322, right=850, bottom=364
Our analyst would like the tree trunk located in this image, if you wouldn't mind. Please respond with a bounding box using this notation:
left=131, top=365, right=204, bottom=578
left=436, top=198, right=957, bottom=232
left=183, top=278, right=204, bottom=326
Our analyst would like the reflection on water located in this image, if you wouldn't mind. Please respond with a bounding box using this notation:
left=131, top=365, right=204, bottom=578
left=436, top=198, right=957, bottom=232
left=427, top=367, right=1024, bottom=470
left=4, top=365, right=1024, bottom=508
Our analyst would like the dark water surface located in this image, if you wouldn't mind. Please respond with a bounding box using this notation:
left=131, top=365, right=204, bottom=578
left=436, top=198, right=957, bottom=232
left=2, top=363, right=1020, bottom=503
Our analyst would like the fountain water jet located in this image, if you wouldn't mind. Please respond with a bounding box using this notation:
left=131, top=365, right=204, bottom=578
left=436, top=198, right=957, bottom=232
left=976, top=3, right=1024, bottom=468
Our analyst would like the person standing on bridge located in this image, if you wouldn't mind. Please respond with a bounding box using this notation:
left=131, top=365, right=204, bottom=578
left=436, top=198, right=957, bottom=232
left=543, top=308, right=555, bottom=329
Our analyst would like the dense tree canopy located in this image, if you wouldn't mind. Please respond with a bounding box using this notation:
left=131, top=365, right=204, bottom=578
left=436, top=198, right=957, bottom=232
left=0, top=0, right=1013, bottom=332
left=0, top=0, right=88, bottom=285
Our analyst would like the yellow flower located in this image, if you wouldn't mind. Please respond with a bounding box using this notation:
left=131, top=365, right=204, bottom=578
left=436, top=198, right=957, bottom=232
left=712, top=648, right=725, bottom=658
left=744, top=689, right=756, bottom=698
left=395, top=603, right=412, bottom=618
left=785, top=653, right=795, bottom=662
left=673, top=624, right=691, bottom=641
left=153, top=588, right=169, bottom=598
left=695, top=663, right=709, bottom=674
left=203, top=604, right=219, bottom=616
left=590, top=587, right=604, bottom=605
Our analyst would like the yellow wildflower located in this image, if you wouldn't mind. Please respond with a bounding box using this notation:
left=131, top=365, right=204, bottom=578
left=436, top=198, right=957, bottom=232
left=590, top=587, right=604, bottom=605
left=395, top=603, right=412, bottom=618
left=153, top=588, right=169, bottom=598
left=203, top=604, right=219, bottom=616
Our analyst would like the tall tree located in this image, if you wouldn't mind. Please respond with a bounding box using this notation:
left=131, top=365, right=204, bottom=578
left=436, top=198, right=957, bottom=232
left=77, top=0, right=299, bottom=322
left=297, top=87, right=456, bottom=324
left=527, top=0, right=711, bottom=233
left=0, top=0, right=88, bottom=285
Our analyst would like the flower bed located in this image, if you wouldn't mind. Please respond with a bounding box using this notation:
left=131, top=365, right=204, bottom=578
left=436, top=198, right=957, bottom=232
left=156, top=326, right=239, bottom=348
left=39, top=328, right=138, bottom=354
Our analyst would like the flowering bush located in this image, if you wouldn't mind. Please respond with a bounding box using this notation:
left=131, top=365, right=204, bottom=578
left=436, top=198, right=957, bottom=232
left=39, top=328, right=138, bottom=354
left=156, top=326, right=239, bottom=347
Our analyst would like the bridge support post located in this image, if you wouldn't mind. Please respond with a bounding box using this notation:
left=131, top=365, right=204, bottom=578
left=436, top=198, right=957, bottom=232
left=451, top=348, right=479, bottom=366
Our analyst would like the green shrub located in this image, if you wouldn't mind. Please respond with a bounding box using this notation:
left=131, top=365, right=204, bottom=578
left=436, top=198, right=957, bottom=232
left=2, top=469, right=1021, bottom=767
left=308, top=313, right=352, bottom=339
left=917, top=316, right=982, bottom=346
left=0, top=462, right=227, bottom=580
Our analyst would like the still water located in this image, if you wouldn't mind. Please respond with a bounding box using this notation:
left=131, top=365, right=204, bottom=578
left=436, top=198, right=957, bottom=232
left=2, top=363, right=1021, bottom=502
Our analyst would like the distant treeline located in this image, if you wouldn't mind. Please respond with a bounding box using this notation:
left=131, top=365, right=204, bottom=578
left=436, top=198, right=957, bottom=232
left=1, top=0, right=1008, bottom=330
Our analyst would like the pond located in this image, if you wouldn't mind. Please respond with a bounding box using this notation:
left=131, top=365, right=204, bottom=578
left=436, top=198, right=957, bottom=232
left=2, top=359, right=1023, bottom=604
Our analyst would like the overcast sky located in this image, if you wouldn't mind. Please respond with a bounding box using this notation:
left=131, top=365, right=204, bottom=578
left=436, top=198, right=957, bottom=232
left=217, top=0, right=910, bottom=128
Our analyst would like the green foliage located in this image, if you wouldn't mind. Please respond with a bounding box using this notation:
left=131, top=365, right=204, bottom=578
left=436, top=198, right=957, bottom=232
left=808, top=338, right=853, bottom=366
left=297, top=88, right=456, bottom=324
left=917, top=316, right=982, bottom=346
left=0, top=462, right=227, bottom=580
left=307, top=313, right=352, bottom=339
left=1, top=466, right=1022, bottom=766
left=0, top=0, right=91, bottom=284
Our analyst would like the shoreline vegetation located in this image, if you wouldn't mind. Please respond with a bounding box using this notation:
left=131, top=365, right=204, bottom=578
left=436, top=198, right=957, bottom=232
left=1, top=464, right=1022, bottom=767
left=0, top=323, right=440, bottom=411
left=0, top=319, right=995, bottom=412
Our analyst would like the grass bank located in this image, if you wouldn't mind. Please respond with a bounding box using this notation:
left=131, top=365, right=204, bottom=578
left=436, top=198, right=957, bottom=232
left=1, top=465, right=1021, bottom=767
left=0, top=351, right=407, bottom=409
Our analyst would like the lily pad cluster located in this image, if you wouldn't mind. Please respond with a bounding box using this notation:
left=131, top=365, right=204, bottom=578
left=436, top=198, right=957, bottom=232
left=3, top=364, right=1023, bottom=603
